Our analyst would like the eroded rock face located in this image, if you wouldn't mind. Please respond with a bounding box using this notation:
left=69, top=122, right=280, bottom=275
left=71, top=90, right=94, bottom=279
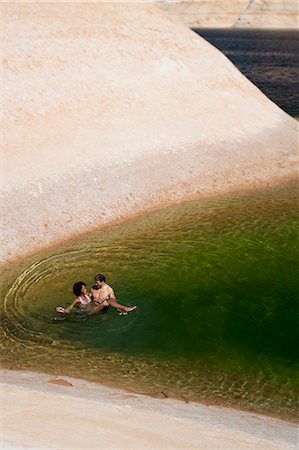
left=157, top=0, right=298, bottom=29
left=1, top=3, right=297, bottom=263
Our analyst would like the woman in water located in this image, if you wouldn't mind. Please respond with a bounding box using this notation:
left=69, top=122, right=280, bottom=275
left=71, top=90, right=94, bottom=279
left=56, top=281, right=109, bottom=314
left=56, top=280, right=136, bottom=314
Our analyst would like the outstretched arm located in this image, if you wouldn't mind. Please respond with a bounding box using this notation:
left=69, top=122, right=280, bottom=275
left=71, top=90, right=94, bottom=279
left=107, top=287, right=136, bottom=312
left=56, top=297, right=79, bottom=313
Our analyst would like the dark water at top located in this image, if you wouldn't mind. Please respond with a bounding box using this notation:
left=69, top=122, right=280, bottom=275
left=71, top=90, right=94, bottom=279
left=1, top=181, right=298, bottom=419
left=193, top=29, right=299, bottom=117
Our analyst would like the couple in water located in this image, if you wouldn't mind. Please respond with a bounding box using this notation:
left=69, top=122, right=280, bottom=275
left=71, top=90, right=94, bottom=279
left=56, top=274, right=136, bottom=316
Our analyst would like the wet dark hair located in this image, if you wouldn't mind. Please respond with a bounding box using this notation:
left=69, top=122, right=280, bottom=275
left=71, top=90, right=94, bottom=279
left=73, top=281, right=86, bottom=297
left=95, top=274, right=105, bottom=283
left=91, top=285, right=100, bottom=290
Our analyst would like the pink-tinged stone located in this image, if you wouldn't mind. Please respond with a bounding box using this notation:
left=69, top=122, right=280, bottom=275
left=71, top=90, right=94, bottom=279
left=157, top=0, right=298, bottom=29
left=1, top=3, right=297, bottom=264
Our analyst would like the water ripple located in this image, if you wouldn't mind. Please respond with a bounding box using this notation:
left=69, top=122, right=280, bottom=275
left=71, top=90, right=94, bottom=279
left=1, top=181, right=298, bottom=418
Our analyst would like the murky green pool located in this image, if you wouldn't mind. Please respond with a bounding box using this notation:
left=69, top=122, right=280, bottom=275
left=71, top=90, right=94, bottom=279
left=1, top=180, right=298, bottom=419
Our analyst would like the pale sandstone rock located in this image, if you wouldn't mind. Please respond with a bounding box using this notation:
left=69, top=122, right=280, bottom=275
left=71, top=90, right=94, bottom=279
left=1, top=2, right=297, bottom=263
left=157, top=0, right=298, bottom=29
left=1, top=370, right=297, bottom=449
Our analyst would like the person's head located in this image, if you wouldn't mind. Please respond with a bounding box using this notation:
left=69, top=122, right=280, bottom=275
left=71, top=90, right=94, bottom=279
left=95, top=274, right=106, bottom=286
left=91, top=285, right=100, bottom=291
left=73, top=281, right=86, bottom=297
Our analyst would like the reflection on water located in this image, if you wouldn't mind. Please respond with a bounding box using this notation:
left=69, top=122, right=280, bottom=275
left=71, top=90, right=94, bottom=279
left=1, top=180, right=298, bottom=419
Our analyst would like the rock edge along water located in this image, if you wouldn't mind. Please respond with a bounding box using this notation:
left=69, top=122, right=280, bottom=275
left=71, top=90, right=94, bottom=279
left=1, top=2, right=297, bottom=264
left=1, top=369, right=298, bottom=449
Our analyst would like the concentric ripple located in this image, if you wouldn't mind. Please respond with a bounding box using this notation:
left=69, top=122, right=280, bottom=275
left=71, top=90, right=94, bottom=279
left=1, top=180, right=298, bottom=418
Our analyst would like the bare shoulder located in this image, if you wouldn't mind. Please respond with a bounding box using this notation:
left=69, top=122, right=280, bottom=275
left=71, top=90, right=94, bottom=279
left=106, top=284, right=114, bottom=292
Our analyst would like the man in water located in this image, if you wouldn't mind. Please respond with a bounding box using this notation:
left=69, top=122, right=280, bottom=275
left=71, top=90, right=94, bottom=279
left=94, top=274, right=136, bottom=313
left=56, top=281, right=110, bottom=314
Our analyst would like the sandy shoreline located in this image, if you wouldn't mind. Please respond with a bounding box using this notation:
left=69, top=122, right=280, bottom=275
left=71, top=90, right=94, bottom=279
left=1, top=369, right=297, bottom=450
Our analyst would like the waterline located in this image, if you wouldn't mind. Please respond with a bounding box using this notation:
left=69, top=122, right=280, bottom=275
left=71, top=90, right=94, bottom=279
left=1, top=180, right=298, bottom=419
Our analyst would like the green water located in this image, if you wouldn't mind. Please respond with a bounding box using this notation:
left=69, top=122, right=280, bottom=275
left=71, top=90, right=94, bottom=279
left=1, top=181, right=298, bottom=419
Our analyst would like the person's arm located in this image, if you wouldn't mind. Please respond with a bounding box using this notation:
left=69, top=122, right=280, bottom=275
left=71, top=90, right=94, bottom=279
left=106, top=286, right=128, bottom=311
left=107, top=286, right=116, bottom=300
left=64, top=297, right=80, bottom=313
left=101, top=285, right=136, bottom=312
left=56, top=297, right=79, bottom=313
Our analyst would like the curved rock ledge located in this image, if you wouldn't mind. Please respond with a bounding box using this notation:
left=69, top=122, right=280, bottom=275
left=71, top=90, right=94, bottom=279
left=1, top=370, right=297, bottom=449
left=1, top=3, right=297, bottom=264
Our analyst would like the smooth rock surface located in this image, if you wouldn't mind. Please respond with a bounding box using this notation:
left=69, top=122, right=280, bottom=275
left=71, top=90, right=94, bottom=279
left=157, top=0, right=298, bottom=29
left=1, top=369, right=298, bottom=449
left=1, top=2, right=297, bottom=264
